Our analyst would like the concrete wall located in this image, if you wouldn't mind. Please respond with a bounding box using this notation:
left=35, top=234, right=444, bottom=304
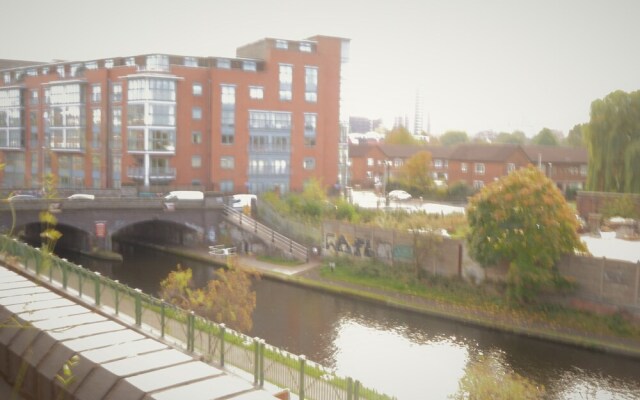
left=323, top=221, right=640, bottom=314
left=322, top=221, right=462, bottom=277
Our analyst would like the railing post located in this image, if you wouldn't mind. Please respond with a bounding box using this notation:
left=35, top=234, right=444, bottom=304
left=78, top=267, right=83, bottom=298
left=253, top=337, right=260, bottom=386
left=259, top=339, right=265, bottom=388
left=355, top=379, right=361, bottom=400
left=62, top=261, right=68, bottom=290
left=161, top=300, right=166, bottom=338
left=94, top=272, right=101, bottom=306
left=219, top=323, right=226, bottom=366
left=114, top=280, right=120, bottom=315
left=134, top=288, right=142, bottom=326
left=299, top=355, right=306, bottom=400
left=187, top=311, right=195, bottom=352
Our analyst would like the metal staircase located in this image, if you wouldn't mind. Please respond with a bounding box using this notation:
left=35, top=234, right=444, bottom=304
left=223, top=205, right=309, bottom=262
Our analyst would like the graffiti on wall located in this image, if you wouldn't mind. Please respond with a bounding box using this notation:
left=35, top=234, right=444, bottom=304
left=325, top=233, right=394, bottom=260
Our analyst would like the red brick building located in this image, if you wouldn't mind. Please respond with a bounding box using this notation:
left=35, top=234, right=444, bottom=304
left=348, top=142, right=588, bottom=193
left=0, top=35, right=350, bottom=194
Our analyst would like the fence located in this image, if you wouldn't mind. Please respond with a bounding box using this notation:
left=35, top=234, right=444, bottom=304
left=0, top=235, right=393, bottom=400
left=224, top=206, right=309, bottom=262
left=256, top=200, right=322, bottom=247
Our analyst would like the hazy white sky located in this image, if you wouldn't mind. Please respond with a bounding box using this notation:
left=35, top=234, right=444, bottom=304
left=4, top=0, right=639, bottom=136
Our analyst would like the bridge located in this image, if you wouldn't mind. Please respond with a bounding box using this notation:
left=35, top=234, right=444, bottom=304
left=0, top=236, right=390, bottom=400
left=0, top=195, right=308, bottom=262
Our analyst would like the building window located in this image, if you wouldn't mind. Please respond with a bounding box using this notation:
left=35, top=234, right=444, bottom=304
left=507, top=163, right=516, bottom=173
left=304, top=113, right=317, bottom=147
left=221, top=85, right=235, bottom=105
left=192, top=107, right=202, bottom=120
left=249, top=86, right=264, bottom=100
left=26, top=68, right=37, bottom=77
left=221, top=156, right=235, bottom=169
left=279, top=64, right=293, bottom=101
left=275, top=40, right=288, bottom=49
left=303, top=158, right=315, bottom=170
left=243, top=61, right=257, bottom=71
left=146, top=54, right=169, bottom=72
left=29, top=90, right=39, bottom=105
left=475, top=163, right=485, bottom=174
left=473, top=180, right=484, bottom=189
left=299, top=42, right=312, bottom=52
left=220, top=180, right=234, bottom=193
left=193, top=83, right=202, bottom=96
left=367, top=158, right=374, bottom=167
left=184, top=57, right=198, bottom=67
left=217, top=59, right=230, bottom=69
left=461, top=163, right=468, bottom=173
left=192, top=155, right=202, bottom=168
left=111, top=83, right=122, bottom=102
left=125, top=57, right=135, bottom=66
left=580, top=165, right=587, bottom=176
left=56, top=65, right=65, bottom=78
left=85, top=61, right=98, bottom=70
left=192, top=131, right=202, bottom=144
left=104, top=59, right=114, bottom=69
left=394, top=159, right=403, bottom=167
left=91, top=84, right=101, bottom=103
left=305, top=66, right=318, bottom=102
left=434, top=159, right=443, bottom=169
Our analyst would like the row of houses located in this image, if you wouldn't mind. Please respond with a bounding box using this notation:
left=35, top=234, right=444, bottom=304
left=348, top=142, right=588, bottom=193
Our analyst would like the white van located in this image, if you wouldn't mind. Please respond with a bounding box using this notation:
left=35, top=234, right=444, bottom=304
left=232, top=194, right=256, bottom=210
left=164, top=191, right=204, bottom=200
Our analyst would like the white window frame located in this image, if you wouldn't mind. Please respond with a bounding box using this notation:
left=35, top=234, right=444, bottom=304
left=475, top=163, right=485, bottom=175
left=193, top=83, right=203, bottom=96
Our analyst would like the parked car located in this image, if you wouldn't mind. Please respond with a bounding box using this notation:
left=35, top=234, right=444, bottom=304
left=164, top=191, right=204, bottom=200
left=68, top=194, right=95, bottom=200
left=388, top=190, right=412, bottom=201
left=7, top=194, right=38, bottom=201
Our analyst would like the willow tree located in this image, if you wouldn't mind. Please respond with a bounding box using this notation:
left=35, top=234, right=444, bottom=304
left=584, top=90, right=640, bottom=193
left=466, top=166, right=586, bottom=302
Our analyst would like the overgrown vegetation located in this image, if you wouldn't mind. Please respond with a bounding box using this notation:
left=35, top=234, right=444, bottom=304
left=319, top=258, right=640, bottom=342
left=260, top=179, right=468, bottom=238
left=160, top=261, right=258, bottom=333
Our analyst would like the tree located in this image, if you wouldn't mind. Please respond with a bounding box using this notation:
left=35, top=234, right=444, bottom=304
left=565, top=124, right=585, bottom=147
left=394, top=150, right=433, bottom=194
left=584, top=90, right=640, bottom=193
left=160, top=263, right=258, bottom=333
left=494, top=131, right=526, bottom=145
left=466, top=166, right=586, bottom=302
left=531, top=128, right=558, bottom=146
left=385, top=126, right=418, bottom=145
left=440, top=130, right=469, bottom=146
left=451, top=355, right=545, bottom=399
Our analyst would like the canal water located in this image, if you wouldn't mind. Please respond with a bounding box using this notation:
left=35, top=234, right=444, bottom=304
left=69, top=246, right=640, bottom=400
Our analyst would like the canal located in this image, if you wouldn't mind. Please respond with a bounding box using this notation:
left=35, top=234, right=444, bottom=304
left=68, top=246, right=640, bottom=400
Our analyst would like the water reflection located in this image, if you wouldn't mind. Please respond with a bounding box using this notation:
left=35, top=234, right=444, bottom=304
left=65, top=247, right=640, bottom=400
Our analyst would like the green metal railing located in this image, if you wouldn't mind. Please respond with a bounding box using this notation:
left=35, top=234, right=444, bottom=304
left=0, top=235, right=395, bottom=400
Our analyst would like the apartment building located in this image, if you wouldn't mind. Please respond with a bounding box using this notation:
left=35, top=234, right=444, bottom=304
left=0, top=35, right=350, bottom=194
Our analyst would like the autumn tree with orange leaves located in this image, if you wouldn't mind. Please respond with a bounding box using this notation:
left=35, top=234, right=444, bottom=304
left=466, top=166, right=586, bottom=303
left=160, top=263, right=258, bottom=333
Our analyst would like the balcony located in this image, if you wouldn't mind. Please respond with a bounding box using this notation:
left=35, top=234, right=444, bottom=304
left=127, top=166, right=176, bottom=183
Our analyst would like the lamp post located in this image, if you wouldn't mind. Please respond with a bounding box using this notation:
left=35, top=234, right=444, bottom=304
left=378, top=160, right=391, bottom=207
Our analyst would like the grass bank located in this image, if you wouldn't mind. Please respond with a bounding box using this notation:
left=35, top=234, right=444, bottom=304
left=304, top=259, right=640, bottom=358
